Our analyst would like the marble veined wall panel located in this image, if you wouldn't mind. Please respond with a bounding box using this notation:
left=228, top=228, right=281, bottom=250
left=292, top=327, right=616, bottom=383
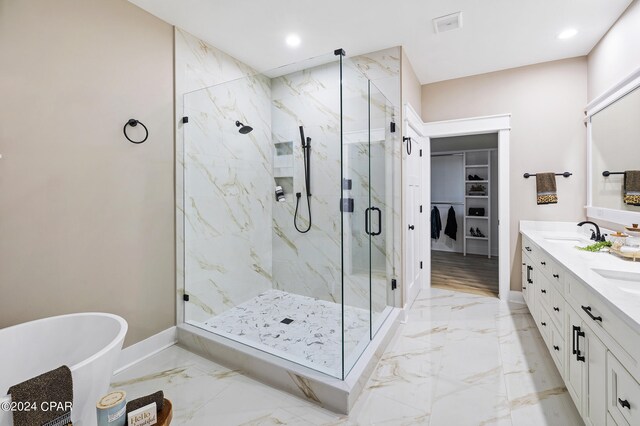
left=270, top=61, right=344, bottom=305
left=271, top=50, right=401, bottom=312
left=177, top=29, right=273, bottom=322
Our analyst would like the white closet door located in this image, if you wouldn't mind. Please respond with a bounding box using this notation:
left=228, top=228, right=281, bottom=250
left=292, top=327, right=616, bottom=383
left=405, top=139, right=422, bottom=306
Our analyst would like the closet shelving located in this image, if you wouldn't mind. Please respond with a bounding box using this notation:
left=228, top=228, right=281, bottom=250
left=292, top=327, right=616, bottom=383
left=463, top=151, right=491, bottom=258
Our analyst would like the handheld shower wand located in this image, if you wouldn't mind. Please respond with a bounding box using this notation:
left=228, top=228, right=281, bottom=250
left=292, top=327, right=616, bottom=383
left=294, top=125, right=312, bottom=233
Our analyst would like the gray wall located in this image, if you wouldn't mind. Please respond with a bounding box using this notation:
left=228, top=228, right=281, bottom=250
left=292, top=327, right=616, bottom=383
left=401, top=48, right=423, bottom=116
left=0, top=0, right=175, bottom=347
left=588, top=0, right=640, bottom=101
left=422, top=57, right=588, bottom=291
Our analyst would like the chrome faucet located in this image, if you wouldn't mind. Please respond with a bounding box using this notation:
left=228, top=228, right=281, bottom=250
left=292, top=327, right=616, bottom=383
left=577, top=221, right=604, bottom=242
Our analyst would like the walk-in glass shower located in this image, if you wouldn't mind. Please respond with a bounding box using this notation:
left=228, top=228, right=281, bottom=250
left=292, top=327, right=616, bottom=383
left=182, top=52, right=399, bottom=379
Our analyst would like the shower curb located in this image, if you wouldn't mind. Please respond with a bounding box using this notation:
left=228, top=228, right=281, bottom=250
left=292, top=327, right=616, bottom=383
left=177, top=308, right=401, bottom=414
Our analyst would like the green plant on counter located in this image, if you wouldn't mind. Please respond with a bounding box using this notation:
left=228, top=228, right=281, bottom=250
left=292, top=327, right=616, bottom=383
left=576, top=241, right=612, bottom=252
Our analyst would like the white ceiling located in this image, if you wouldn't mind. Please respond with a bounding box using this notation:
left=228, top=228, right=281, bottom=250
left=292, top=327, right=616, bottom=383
left=129, top=0, right=632, bottom=84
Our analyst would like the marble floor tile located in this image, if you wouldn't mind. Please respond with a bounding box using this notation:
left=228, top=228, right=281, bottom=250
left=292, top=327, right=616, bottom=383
left=111, top=288, right=583, bottom=425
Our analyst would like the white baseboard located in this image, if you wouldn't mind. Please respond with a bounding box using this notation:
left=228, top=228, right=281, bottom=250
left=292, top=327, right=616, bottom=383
left=508, top=290, right=525, bottom=304
left=114, top=326, right=177, bottom=375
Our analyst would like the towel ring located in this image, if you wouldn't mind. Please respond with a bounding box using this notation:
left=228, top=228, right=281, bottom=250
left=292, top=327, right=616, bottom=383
left=123, top=119, right=148, bottom=144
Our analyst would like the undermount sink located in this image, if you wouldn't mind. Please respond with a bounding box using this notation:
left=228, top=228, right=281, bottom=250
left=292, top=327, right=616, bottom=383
left=592, top=269, right=640, bottom=295
left=544, top=237, right=590, bottom=246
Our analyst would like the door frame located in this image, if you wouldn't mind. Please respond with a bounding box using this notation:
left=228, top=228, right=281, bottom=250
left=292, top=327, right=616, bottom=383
left=407, top=107, right=512, bottom=301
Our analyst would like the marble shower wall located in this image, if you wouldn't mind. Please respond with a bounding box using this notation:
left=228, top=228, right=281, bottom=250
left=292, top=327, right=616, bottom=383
left=270, top=59, right=343, bottom=305
left=176, top=26, right=401, bottom=323
left=270, top=49, right=401, bottom=313
left=176, top=28, right=273, bottom=322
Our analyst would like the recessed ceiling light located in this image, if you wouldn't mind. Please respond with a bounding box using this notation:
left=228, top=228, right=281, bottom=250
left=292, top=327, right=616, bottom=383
left=285, top=34, right=301, bottom=48
left=558, top=28, right=578, bottom=40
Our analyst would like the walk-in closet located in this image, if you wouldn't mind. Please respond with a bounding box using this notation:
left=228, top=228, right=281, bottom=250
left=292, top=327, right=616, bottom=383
left=430, top=134, right=499, bottom=297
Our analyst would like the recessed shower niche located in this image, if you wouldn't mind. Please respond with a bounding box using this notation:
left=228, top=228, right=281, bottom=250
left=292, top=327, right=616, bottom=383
left=274, top=141, right=293, bottom=200
left=178, top=49, right=402, bottom=413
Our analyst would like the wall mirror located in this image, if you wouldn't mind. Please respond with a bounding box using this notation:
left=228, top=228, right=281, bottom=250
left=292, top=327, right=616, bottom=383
left=587, top=69, right=640, bottom=225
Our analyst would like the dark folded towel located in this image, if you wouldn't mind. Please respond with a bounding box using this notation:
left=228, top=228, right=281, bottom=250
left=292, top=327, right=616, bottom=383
left=126, top=390, right=164, bottom=415
left=624, top=170, right=640, bottom=206
left=536, top=173, right=558, bottom=205
left=7, top=366, right=73, bottom=426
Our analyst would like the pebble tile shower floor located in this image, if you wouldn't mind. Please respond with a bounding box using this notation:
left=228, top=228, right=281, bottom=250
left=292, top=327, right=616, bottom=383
left=189, top=289, right=370, bottom=376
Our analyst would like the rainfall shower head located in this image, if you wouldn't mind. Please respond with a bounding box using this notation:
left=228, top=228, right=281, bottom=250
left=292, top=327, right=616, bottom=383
left=235, top=121, right=253, bottom=134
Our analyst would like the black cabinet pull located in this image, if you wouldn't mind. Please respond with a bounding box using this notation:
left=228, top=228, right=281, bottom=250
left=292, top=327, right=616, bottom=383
left=408, top=224, right=415, bottom=230
left=541, top=261, right=546, bottom=265
left=525, top=246, right=532, bottom=252
left=572, top=326, right=578, bottom=355
left=527, top=265, right=533, bottom=284
left=553, top=345, right=560, bottom=351
left=553, top=274, right=560, bottom=279
left=523, top=286, right=527, bottom=290
left=618, top=398, right=631, bottom=410
left=582, top=305, right=602, bottom=322
left=541, top=322, right=547, bottom=326
left=541, top=289, right=547, bottom=294
left=522, top=263, right=526, bottom=266
left=576, top=328, right=585, bottom=362
left=553, top=307, right=560, bottom=312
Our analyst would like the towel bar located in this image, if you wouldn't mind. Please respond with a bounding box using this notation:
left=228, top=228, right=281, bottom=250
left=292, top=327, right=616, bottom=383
left=602, top=171, right=625, bottom=177
left=523, top=172, right=572, bottom=179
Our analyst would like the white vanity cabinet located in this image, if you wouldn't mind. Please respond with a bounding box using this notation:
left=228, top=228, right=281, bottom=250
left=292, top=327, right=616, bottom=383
left=520, top=230, right=640, bottom=426
left=607, top=353, right=640, bottom=426
left=565, top=303, right=607, bottom=426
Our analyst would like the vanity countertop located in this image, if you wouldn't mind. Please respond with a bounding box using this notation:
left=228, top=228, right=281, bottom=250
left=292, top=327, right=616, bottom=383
left=520, top=220, right=640, bottom=335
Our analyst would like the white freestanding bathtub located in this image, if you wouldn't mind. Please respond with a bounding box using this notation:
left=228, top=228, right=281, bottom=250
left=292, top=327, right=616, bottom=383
left=0, top=313, right=127, bottom=426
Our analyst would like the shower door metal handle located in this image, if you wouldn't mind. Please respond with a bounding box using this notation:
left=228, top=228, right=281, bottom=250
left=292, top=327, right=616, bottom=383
left=365, top=207, right=372, bottom=235
left=372, top=207, right=382, bottom=236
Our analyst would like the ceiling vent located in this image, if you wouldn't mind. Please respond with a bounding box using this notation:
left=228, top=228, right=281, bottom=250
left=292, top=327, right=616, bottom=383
left=433, top=12, right=463, bottom=34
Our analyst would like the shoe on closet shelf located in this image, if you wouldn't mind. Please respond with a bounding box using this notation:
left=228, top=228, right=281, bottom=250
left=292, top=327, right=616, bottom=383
left=470, top=227, right=477, bottom=237
left=475, top=227, right=486, bottom=238
left=467, top=174, right=485, bottom=181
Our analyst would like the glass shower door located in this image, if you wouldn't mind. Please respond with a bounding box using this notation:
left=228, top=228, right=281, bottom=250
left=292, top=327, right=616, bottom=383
left=341, top=58, right=372, bottom=377
left=340, top=60, right=397, bottom=377
left=369, top=82, right=395, bottom=336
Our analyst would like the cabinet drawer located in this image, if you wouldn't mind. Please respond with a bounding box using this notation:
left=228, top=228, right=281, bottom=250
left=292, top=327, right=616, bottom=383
left=549, top=260, right=565, bottom=293
left=537, top=251, right=552, bottom=277
left=567, top=275, right=640, bottom=368
left=608, top=352, right=640, bottom=426
left=549, top=284, right=565, bottom=331
left=536, top=274, right=552, bottom=312
left=537, top=304, right=552, bottom=344
left=550, top=322, right=565, bottom=377
left=535, top=252, right=564, bottom=293
left=522, top=236, right=536, bottom=258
